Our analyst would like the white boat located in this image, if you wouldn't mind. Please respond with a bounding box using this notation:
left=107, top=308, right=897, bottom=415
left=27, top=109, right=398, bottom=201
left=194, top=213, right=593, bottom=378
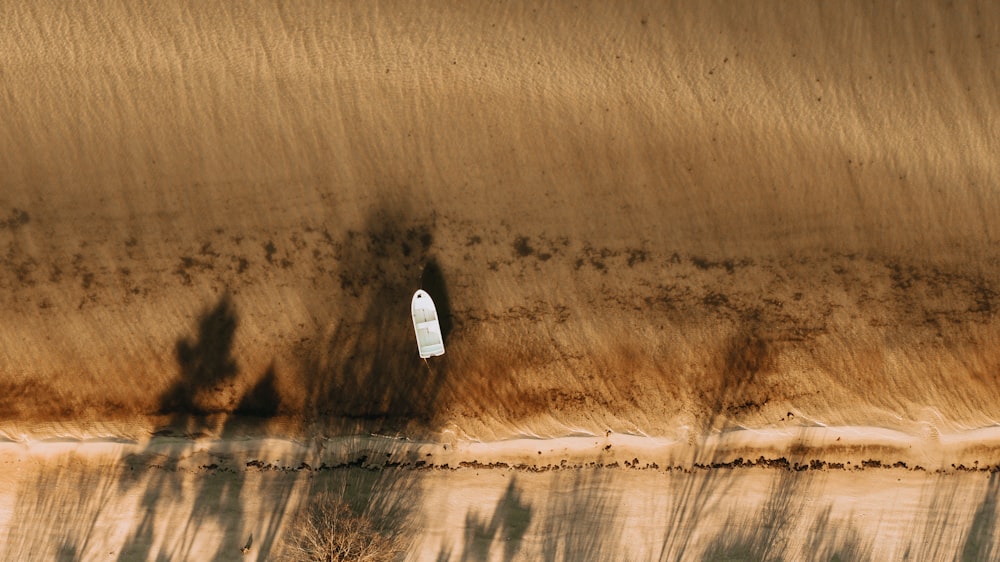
left=411, top=290, right=445, bottom=358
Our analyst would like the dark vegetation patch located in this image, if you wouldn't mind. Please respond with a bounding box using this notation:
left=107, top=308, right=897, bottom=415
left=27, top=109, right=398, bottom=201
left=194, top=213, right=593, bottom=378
left=887, top=261, right=918, bottom=290
left=702, top=292, right=729, bottom=308
left=334, top=221, right=434, bottom=297
left=406, top=227, right=434, bottom=251
left=692, top=256, right=735, bottom=273
left=1, top=244, right=40, bottom=287
left=0, top=208, right=29, bottom=230
left=264, top=240, right=277, bottom=264
left=626, top=248, right=648, bottom=267
left=513, top=236, right=534, bottom=257
left=970, top=284, right=996, bottom=315
left=174, top=256, right=213, bottom=286
left=575, top=244, right=616, bottom=272
left=199, top=242, right=220, bottom=258
left=0, top=380, right=72, bottom=418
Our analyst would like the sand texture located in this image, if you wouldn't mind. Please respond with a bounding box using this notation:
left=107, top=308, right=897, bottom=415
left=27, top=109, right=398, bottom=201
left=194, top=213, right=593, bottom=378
left=1, top=0, right=999, bottom=559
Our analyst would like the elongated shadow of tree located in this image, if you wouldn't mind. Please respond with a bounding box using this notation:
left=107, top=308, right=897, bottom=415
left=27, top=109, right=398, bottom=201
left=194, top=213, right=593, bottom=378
left=656, top=464, right=735, bottom=561
left=236, top=364, right=281, bottom=417
left=156, top=294, right=281, bottom=424
left=656, top=322, right=772, bottom=560
left=435, top=470, right=620, bottom=561
left=436, top=477, right=533, bottom=562
left=157, top=294, right=239, bottom=423
left=709, top=322, right=775, bottom=429
left=700, top=443, right=877, bottom=561
left=903, top=472, right=963, bottom=561
left=540, top=469, right=624, bottom=561
left=117, top=295, right=298, bottom=561
left=805, top=504, right=873, bottom=562
left=304, top=204, right=451, bottom=435
left=701, top=462, right=805, bottom=561
left=289, top=203, right=454, bottom=555
left=960, top=471, right=1000, bottom=561
left=2, top=462, right=120, bottom=560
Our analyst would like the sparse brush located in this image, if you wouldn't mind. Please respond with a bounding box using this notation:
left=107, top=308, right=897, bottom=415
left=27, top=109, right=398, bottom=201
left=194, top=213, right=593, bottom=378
left=281, top=492, right=403, bottom=562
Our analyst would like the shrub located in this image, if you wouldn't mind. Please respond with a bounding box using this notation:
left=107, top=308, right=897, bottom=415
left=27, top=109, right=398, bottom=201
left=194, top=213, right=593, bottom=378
left=282, top=492, right=403, bottom=562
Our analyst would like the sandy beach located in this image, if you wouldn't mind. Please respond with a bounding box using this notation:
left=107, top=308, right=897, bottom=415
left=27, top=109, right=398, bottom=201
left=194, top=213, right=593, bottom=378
left=1, top=0, right=999, bottom=559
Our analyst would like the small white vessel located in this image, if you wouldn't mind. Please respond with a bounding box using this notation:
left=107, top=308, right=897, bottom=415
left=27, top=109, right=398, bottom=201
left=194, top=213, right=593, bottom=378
left=411, top=289, right=445, bottom=358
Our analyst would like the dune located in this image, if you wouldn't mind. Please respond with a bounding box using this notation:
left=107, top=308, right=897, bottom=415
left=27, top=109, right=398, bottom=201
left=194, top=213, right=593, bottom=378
left=1, top=0, right=999, bottom=559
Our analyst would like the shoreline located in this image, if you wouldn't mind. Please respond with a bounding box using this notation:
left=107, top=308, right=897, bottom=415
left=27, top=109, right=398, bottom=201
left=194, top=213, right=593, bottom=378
left=4, top=422, right=1000, bottom=473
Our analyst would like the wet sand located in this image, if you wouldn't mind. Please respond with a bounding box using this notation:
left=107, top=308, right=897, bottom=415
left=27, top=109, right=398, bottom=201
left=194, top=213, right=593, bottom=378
left=1, top=0, right=999, bottom=559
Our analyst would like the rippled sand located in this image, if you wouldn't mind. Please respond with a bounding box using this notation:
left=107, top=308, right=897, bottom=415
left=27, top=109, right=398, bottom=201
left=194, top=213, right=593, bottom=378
left=1, top=1, right=999, bottom=559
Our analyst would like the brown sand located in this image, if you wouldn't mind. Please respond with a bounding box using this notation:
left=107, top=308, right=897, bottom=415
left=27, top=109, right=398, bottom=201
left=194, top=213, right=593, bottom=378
left=1, top=0, right=999, bottom=559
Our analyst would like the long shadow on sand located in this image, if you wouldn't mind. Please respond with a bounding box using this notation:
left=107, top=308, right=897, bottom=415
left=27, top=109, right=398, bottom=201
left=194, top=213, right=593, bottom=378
left=662, top=323, right=875, bottom=561
left=113, top=295, right=302, bottom=561
left=436, top=476, right=534, bottom=562
left=303, top=205, right=451, bottom=436
left=2, top=461, right=121, bottom=560
left=436, top=469, right=625, bottom=561
left=1, top=294, right=301, bottom=561
left=960, top=471, right=1000, bottom=561
left=286, top=203, right=454, bottom=556
left=156, top=294, right=239, bottom=418
left=538, top=469, right=625, bottom=561
left=655, top=323, right=774, bottom=560
left=699, top=460, right=872, bottom=561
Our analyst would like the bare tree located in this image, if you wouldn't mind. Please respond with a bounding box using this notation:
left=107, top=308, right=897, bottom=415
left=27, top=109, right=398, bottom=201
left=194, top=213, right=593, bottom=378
left=281, top=492, right=403, bottom=562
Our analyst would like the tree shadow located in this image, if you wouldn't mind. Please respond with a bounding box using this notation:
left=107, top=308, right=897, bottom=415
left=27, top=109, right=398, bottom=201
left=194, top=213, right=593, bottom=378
left=115, top=294, right=302, bottom=561
left=901, top=472, right=962, bottom=561
left=655, top=466, right=732, bottom=560
left=303, top=204, right=451, bottom=435
left=434, top=469, right=621, bottom=561
left=699, top=443, right=878, bottom=562
left=661, top=317, right=858, bottom=562
left=701, top=460, right=804, bottom=561
left=159, top=294, right=239, bottom=415
left=2, top=461, right=120, bottom=560
left=656, top=321, right=773, bottom=560
left=235, top=363, right=281, bottom=417
left=539, top=469, right=624, bottom=561
left=709, top=322, right=776, bottom=429
left=960, top=471, right=1000, bottom=561
left=441, top=477, right=534, bottom=562
left=805, top=504, right=873, bottom=562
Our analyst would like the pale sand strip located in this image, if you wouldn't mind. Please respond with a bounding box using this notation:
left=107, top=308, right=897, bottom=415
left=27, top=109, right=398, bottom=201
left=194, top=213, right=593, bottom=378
left=3, top=424, right=1000, bottom=471
left=2, top=435, right=999, bottom=560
